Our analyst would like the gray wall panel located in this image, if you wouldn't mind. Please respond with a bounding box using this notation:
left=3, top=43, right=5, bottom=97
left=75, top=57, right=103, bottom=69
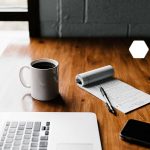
left=39, top=0, right=150, bottom=37
left=61, top=23, right=127, bottom=37
left=87, top=0, right=150, bottom=24
left=130, top=24, right=150, bottom=37
left=39, top=0, right=58, bottom=21
left=40, top=21, right=59, bottom=37
left=61, top=0, right=84, bottom=23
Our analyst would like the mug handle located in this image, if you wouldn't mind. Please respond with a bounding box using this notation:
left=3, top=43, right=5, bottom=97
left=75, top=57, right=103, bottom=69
left=19, top=66, right=31, bottom=88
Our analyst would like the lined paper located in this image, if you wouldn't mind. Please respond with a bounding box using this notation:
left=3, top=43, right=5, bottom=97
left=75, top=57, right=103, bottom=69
left=76, top=65, right=150, bottom=113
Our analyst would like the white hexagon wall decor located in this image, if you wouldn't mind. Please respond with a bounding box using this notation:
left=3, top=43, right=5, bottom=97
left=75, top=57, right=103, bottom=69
left=129, top=40, right=149, bottom=58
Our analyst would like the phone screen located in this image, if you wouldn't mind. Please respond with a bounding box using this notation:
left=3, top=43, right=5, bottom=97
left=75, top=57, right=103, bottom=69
left=120, top=119, right=150, bottom=146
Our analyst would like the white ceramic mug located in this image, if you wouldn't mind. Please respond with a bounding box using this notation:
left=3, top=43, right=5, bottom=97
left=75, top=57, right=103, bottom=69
left=19, top=58, right=59, bottom=101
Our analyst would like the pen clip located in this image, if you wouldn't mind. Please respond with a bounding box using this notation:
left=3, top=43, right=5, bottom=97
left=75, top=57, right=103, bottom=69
left=100, top=87, right=105, bottom=96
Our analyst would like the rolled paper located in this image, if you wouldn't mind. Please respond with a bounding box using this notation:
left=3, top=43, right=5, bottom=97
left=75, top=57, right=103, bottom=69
left=76, top=65, right=114, bottom=86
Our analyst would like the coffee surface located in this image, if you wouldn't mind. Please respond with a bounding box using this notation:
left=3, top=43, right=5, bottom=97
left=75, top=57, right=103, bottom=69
left=32, top=62, right=55, bottom=69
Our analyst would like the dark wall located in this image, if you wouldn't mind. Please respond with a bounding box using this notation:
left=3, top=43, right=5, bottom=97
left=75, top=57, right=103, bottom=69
left=39, top=0, right=150, bottom=37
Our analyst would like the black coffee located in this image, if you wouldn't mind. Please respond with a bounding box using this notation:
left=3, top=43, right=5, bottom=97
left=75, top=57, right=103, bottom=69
left=32, top=62, right=55, bottom=69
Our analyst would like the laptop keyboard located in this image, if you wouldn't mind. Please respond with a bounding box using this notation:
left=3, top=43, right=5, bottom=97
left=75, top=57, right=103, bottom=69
left=0, top=121, right=50, bottom=150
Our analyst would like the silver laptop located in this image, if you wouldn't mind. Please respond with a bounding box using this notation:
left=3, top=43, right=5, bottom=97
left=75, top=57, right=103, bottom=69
left=0, top=112, right=102, bottom=150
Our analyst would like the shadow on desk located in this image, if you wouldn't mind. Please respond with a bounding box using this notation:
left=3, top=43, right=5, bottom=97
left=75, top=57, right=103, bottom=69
left=22, top=93, right=67, bottom=112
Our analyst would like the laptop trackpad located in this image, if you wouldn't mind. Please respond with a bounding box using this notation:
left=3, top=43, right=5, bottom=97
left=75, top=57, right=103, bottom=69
left=56, top=143, right=93, bottom=150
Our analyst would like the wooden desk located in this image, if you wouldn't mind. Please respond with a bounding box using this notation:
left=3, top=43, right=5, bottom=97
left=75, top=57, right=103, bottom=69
left=0, top=38, right=150, bottom=150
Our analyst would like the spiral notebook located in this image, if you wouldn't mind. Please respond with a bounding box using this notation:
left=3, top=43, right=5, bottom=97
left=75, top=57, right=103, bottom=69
left=76, top=65, right=150, bottom=113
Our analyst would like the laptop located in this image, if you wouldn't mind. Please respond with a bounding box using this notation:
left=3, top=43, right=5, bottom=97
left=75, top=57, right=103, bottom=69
left=0, top=112, right=102, bottom=150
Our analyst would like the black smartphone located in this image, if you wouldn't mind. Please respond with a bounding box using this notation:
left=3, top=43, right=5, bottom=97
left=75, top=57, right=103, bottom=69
left=120, top=119, right=150, bottom=147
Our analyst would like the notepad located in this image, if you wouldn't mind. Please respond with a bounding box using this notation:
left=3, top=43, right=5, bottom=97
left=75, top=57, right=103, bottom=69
left=76, top=65, right=150, bottom=113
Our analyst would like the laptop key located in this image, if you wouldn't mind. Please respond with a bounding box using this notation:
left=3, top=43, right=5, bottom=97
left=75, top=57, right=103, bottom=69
left=24, top=134, right=31, bottom=139
left=18, top=126, right=25, bottom=130
left=32, top=137, right=39, bottom=142
left=42, top=126, right=46, bottom=130
left=4, top=143, right=12, bottom=148
left=9, top=128, right=16, bottom=133
left=6, top=122, right=10, bottom=126
left=25, top=129, right=32, bottom=134
left=6, top=138, right=13, bottom=143
left=31, top=143, right=38, bottom=147
left=10, top=122, right=18, bottom=128
left=23, top=139, right=30, bottom=144
left=14, top=140, right=21, bottom=146
left=15, top=135, right=22, bottom=140
left=46, top=122, right=50, bottom=126
left=12, top=147, right=20, bottom=150
left=3, top=131, right=7, bottom=136
left=39, top=141, right=48, bottom=147
left=46, top=127, right=49, bottom=130
left=45, top=131, right=49, bottom=135
left=40, top=136, right=48, bottom=140
left=1, top=136, right=5, bottom=141
left=17, top=130, right=23, bottom=135
left=0, top=142, right=3, bottom=146
left=3, top=147, right=11, bottom=150
left=21, top=145, right=29, bottom=150
left=26, top=122, right=33, bottom=129
left=34, top=122, right=41, bottom=131
left=33, top=132, right=39, bottom=137
left=4, top=126, right=9, bottom=131
left=7, top=133, right=15, bottom=138
left=19, top=122, right=26, bottom=126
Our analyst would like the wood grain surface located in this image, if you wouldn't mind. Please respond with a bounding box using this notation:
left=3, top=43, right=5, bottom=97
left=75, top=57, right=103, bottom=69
left=0, top=38, right=150, bottom=150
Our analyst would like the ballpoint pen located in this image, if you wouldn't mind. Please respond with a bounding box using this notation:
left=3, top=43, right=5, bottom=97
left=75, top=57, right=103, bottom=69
left=99, top=86, right=117, bottom=116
